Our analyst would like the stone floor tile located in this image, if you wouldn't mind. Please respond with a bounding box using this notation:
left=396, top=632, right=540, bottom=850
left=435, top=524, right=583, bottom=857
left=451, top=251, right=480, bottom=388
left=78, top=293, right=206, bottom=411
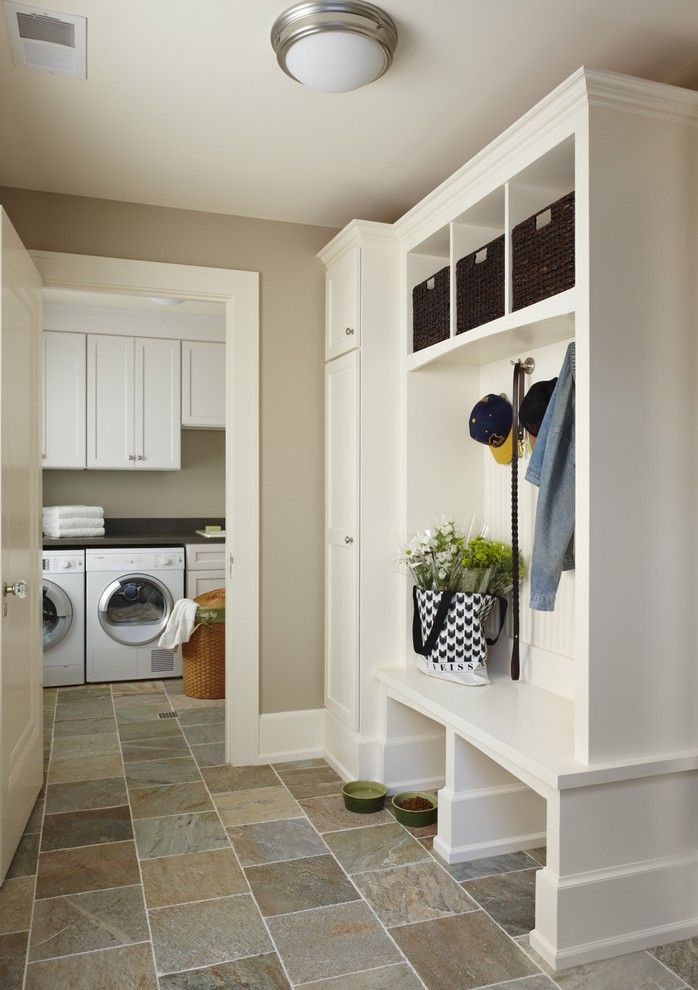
left=166, top=693, right=225, bottom=711
left=428, top=848, right=540, bottom=882
left=41, top=804, right=133, bottom=851
left=518, top=936, right=686, bottom=989
left=483, top=979, right=557, bottom=990
left=268, top=900, right=401, bottom=985
left=391, top=910, right=537, bottom=990
left=115, top=703, right=171, bottom=723
left=28, top=884, right=149, bottom=961
left=45, top=776, right=128, bottom=815
left=163, top=678, right=183, bottom=694
left=121, top=734, right=191, bottom=763
left=0, top=930, right=28, bottom=990
left=36, top=840, right=140, bottom=899
left=117, top=718, right=183, bottom=741
left=354, top=859, right=478, bottom=927
left=176, top=707, right=227, bottom=726
left=24, top=796, right=45, bottom=834
left=134, top=811, right=229, bottom=859
left=6, top=832, right=40, bottom=878
left=124, top=756, right=201, bottom=787
left=158, top=953, right=291, bottom=989
left=275, top=766, right=344, bottom=800
left=58, top=685, right=111, bottom=702
left=25, top=941, right=158, bottom=989
left=299, top=793, right=393, bottom=833
left=295, top=964, right=427, bottom=989
left=48, top=752, right=123, bottom=784
left=113, top=692, right=169, bottom=708
left=201, top=763, right=278, bottom=793
left=111, top=680, right=167, bottom=696
left=190, top=742, right=226, bottom=767
left=463, top=868, right=537, bottom=937
left=181, top=723, right=226, bottom=745
left=129, top=781, right=213, bottom=819
left=0, top=877, right=34, bottom=934
left=651, top=939, right=698, bottom=989
left=213, top=786, right=301, bottom=827
left=227, top=817, right=328, bottom=867
left=246, top=854, right=359, bottom=917
left=149, top=894, right=271, bottom=975
left=527, top=846, right=547, bottom=867
left=140, top=847, right=246, bottom=908
left=323, top=823, right=430, bottom=875
left=53, top=715, right=117, bottom=737
left=272, top=758, right=328, bottom=771
left=54, top=697, right=114, bottom=720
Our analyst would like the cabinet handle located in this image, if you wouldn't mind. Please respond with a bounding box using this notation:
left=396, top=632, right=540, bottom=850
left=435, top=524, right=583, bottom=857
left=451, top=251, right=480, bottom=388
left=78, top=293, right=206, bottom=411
left=128, top=454, right=135, bottom=460
left=137, top=455, right=144, bottom=461
left=345, top=327, right=354, bottom=336
left=344, top=536, right=354, bottom=544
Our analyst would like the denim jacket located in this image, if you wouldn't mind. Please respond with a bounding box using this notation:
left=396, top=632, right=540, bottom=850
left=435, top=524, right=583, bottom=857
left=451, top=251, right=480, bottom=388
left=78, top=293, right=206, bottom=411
left=526, top=342, right=575, bottom=611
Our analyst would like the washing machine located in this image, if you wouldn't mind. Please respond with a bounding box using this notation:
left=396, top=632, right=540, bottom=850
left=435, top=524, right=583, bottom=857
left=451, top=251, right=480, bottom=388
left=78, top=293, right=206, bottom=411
left=43, top=549, right=85, bottom=687
left=86, top=548, right=184, bottom=682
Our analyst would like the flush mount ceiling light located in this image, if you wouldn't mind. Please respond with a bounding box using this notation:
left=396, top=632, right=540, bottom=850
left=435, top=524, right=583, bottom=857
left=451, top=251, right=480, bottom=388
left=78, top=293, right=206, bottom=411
left=149, top=297, right=185, bottom=307
left=271, top=1, right=397, bottom=93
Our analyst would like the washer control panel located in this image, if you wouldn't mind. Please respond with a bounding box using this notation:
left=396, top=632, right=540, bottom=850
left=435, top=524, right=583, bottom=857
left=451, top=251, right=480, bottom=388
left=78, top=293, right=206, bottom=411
left=86, top=548, right=185, bottom=572
left=43, top=550, right=85, bottom=573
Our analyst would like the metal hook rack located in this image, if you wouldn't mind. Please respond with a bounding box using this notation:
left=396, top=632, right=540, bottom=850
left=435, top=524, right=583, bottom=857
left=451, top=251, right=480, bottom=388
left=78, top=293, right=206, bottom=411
left=511, top=356, right=535, bottom=374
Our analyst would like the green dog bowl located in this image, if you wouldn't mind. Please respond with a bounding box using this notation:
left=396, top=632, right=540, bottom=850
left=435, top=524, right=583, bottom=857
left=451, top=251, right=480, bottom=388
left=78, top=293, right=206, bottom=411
left=342, top=780, right=388, bottom=814
left=391, top=791, right=438, bottom=828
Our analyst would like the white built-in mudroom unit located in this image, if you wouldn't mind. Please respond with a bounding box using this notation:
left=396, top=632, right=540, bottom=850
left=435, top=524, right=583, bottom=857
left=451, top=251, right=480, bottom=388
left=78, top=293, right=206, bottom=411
left=320, top=68, right=698, bottom=970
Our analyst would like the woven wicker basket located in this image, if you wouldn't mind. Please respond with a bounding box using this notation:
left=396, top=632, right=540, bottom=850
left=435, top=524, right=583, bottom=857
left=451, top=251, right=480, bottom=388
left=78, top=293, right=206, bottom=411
left=182, top=588, right=225, bottom=700
left=413, top=266, right=450, bottom=352
left=456, top=234, right=505, bottom=334
left=512, top=190, right=575, bottom=310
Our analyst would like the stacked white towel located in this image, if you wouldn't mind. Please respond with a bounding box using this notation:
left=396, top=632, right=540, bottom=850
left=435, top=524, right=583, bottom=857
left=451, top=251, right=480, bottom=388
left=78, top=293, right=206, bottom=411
left=43, top=505, right=105, bottom=538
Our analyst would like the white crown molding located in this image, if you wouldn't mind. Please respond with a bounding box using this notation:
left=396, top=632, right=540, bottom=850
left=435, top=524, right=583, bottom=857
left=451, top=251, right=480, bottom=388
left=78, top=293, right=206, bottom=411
left=584, top=67, right=698, bottom=125
left=317, top=218, right=397, bottom=266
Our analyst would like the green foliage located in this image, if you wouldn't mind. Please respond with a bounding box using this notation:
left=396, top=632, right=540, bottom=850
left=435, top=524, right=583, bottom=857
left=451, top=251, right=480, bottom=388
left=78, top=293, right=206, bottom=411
left=461, top=536, right=528, bottom=596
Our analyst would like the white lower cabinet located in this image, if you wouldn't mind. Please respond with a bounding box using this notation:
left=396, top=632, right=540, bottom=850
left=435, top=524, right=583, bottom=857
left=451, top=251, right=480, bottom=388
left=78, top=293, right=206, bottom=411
left=325, top=350, right=360, bottom=730
left=87, top=334, right=180, bottom=470
left=42, top=331, right=86, bottom=469
left=182, top=340, right=225, bottom=429
left=185, top=543, right=225, bottom=599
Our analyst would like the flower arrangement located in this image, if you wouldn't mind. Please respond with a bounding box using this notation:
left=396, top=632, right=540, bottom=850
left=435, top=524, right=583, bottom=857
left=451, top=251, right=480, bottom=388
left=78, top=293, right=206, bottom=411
left=396, top=519, right=526, bottom=597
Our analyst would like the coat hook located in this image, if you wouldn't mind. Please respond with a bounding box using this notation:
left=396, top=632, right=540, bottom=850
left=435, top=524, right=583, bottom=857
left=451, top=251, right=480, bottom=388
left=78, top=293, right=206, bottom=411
left=511, top=356, right=535, bottom=374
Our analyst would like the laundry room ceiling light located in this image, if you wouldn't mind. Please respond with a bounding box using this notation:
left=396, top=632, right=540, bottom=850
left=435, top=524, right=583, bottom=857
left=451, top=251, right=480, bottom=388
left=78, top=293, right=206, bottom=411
left=271, top=1, right=397, bottom=93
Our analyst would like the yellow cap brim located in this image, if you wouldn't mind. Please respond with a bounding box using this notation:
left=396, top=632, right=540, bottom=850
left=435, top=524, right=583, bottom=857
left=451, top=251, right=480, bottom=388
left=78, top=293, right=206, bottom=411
left=489, top=429, right=513, bottom=465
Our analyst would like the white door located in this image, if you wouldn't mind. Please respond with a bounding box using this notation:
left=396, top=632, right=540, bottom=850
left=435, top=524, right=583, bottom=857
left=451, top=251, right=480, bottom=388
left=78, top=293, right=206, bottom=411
left=325, top=246, right=360, bottom=361
left=87, top=334, right=135, bottom=469
left=42, top=331, right=86, bottom=469
left=325, top=350, right=360, bottom=730
left=182, top=340, right=225, bottom=429
left=0, top=210, right=43, bottom=881
left=135, top=338, right=181, bottom=470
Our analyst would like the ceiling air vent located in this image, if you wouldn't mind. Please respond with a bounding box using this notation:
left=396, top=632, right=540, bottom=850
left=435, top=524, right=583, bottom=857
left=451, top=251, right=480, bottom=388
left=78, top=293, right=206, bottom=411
left=4, top=2, right=86, bottom=77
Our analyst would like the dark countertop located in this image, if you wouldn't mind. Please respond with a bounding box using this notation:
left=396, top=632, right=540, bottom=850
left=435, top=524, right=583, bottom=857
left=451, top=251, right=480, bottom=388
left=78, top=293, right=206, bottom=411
left=42, top=517, right=225, bottom=551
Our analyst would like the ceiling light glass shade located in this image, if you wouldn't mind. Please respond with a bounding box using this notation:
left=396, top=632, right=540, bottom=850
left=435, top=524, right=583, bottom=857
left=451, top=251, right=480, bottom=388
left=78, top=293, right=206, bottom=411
left=271, top=1, right=397, bottom=93
left=149, top=297, right=185, bottom=307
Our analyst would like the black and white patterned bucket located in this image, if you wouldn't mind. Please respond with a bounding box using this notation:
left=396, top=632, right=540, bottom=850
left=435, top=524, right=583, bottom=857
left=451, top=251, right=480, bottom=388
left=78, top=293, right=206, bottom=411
left=413, top=589, right=498, bottom=686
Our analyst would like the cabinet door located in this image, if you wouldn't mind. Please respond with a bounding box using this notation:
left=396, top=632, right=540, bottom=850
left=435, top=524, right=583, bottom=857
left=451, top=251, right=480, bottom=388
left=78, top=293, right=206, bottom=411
left=182, top=340, right=225, bottom=429
left=134, top=338, right=181, bottom=470
left=325, top=350, right=360, bottom=730
left=325, top=246, right=360, bottom=361
left=186, top=569, right=225, bottom=599
left=87, top=334, right=135, bottom=469
left=42, top=332, right=86, bottom=469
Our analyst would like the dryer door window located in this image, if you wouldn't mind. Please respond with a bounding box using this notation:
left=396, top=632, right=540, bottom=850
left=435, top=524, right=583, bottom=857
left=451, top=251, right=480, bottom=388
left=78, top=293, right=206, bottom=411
left=98, top=573, right=173, bottom=646
left=43, top=581, right=73, bottom=651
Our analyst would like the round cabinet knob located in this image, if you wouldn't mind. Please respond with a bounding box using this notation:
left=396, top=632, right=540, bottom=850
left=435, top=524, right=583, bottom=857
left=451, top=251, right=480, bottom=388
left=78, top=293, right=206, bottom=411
left=4, top=579, right=28, bottom=599
left=345, top=327, right=354, bottom=336
left=344, top=536, right=354, bottom=544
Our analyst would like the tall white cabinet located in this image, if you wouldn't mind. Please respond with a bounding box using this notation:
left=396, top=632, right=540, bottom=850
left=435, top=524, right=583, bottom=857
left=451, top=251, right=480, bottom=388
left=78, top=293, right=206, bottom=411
left=42, top=331, right=86, bottom=469
left=321, top=225, right=401, bottom=776
left=87, top=334, right=180, bottom=471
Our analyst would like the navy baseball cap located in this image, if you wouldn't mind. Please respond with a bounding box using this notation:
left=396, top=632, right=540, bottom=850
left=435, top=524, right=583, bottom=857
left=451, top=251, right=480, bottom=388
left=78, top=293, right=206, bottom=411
left=469, top=393, right=513, bottom=464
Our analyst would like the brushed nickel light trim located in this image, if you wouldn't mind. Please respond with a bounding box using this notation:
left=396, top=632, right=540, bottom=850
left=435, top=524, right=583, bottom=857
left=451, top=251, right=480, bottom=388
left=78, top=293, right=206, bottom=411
left=271, top=0, right=398, bottom=89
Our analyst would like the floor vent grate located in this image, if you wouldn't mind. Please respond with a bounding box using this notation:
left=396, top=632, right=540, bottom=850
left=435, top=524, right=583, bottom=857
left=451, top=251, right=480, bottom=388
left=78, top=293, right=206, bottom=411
left=158, top=711, right=179, bottom=719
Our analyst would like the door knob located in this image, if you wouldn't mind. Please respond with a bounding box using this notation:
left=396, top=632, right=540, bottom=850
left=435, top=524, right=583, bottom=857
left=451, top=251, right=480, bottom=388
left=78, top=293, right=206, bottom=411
left=345, top=327, right=354, bottom=336
left=344, top=536, right=354, bottom=544
left=4, top=579, right=28, bottom=599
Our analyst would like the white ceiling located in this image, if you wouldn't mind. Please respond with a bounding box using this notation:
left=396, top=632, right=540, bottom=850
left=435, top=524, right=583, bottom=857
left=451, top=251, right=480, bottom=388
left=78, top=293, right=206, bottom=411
left=1, top=0, right=697, bottom=228
left=44, top=288, right=224, bottom=317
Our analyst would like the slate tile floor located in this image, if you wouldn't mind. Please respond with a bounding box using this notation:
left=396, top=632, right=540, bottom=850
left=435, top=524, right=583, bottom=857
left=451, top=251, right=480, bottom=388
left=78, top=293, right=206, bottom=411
left=0, top=682, right=694, bottom=989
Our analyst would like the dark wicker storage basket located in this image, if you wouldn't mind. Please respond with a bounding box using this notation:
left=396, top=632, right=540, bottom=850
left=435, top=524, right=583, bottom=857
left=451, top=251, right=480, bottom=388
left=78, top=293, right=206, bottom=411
left=512, top=190, right=575, bottom=310
left=183, top=588, right=225, bottom=700
left=413, top=266, right=450, bottom=352
left=456, top=234, right=505, bottom=334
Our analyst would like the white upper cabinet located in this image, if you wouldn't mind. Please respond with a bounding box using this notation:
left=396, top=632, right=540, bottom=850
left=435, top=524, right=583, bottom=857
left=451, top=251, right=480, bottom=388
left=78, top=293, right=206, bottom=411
left=87, top=334, right=135, bottom=470
left=135, top=337, right=181, bottom=470
left=42, top=331, right=86, bottom=469
left=182, top=340, right=225, bottom=429
left=87, top=334, right=181, bottom=471
left=325, top=245, right=360, bottom=360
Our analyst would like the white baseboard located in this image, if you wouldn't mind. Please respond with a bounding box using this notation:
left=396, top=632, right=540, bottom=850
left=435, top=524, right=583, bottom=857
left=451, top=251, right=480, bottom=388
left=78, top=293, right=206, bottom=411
left=433, top=831, right=546, bottom=864
left=530, top=919, right=698, bottom=972
left=258, top=708, right=324, bottom=763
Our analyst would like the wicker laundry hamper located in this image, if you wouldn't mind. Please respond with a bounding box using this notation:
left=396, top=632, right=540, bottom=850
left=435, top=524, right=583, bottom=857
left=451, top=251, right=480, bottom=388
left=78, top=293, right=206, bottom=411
left=182, top=588, right=225, bottom=700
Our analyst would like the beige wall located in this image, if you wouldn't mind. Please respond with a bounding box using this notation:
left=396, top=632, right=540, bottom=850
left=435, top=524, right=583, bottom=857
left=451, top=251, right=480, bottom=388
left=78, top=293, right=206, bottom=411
left=43, top=429, right=226, bottom=518
left=1, top=186, right=335, bottom=714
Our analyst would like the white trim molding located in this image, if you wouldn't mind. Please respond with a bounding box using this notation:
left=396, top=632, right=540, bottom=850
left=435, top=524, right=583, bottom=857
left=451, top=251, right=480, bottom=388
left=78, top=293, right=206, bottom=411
left=259, top=709, right=324, bottom=764
left=32, top=250, right=260, bottom=767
